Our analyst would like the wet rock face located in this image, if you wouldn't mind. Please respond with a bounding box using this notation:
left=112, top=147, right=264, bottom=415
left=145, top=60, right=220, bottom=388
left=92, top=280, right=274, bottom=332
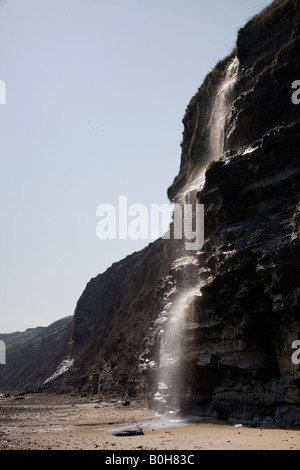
left=185, top=120, right=300, bottom=425
left=226, top=0, right=300, bottom=151
left=139, top=254, right=200, bottom=413
left=175, top=0, right=300, bottom=425
left=159, top=0, right=300, bottom=425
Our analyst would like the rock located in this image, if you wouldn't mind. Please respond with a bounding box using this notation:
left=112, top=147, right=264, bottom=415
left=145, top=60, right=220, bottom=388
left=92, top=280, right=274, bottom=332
left=112, top=426, right=144, bottom=437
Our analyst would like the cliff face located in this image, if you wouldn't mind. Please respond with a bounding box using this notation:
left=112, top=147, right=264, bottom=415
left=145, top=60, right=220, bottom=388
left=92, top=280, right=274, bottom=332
left=0, top=317, right=72, bottom=393
left=188, top=121, right=300, bottom=425
left=168, top=0, right=300, bottom=200
left=59, top=239, right=177, bottom=397
left=166, top=0, right=300, bottom=425
left=1, top=0, right=300, bottom=426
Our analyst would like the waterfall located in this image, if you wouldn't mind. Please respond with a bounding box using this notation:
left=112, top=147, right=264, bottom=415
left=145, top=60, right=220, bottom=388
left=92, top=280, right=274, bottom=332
left=152, top=57, right=240, bottom=419
left=153, top=286, right=199, bottom=418
left=210, top=56, right=240, bottom=160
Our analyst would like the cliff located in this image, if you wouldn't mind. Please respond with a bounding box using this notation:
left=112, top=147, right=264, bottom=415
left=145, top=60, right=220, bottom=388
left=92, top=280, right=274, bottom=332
left=164, top=0, right=300, bottom=425
left=1, top=0, right=300, bottom=426
left=60, top=240, right=176, bottom=396
left=0, top=317, right=72, bottom=393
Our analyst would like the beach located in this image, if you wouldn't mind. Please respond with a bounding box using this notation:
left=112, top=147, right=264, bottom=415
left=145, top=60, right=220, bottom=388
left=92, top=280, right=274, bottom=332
left=0, top=393, right=299, bottom=451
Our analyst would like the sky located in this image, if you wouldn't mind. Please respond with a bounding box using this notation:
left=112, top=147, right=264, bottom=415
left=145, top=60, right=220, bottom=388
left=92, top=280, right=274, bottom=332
left=0, top=0, right=272, bottom=333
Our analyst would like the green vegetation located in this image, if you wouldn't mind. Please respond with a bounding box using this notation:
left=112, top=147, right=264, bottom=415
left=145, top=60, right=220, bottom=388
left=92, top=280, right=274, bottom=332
left=204, top=48, right=237, bottom=96
left=205, top=160, right=217, bottom=173
left=208, top=48, right=237, bottom=80
left=167, top=160, right=193, bottom=201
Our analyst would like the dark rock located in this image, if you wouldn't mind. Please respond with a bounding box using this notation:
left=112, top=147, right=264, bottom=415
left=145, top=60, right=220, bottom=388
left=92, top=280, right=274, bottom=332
left=112, top=426, right=144, bottom=437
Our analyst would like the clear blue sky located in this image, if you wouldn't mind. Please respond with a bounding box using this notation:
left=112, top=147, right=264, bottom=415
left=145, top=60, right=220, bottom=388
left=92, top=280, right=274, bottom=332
left=0, top=0, right=271, bottom=333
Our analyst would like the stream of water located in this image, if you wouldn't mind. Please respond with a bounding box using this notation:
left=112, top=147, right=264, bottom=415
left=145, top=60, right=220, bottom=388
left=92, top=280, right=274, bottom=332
left=153, top=57, right=240, bottom=419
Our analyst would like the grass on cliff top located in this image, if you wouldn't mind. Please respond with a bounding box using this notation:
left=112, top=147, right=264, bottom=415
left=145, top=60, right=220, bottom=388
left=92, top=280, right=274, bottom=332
left=203, top=49, right=236, bottom=96
left=207, top=49, right=237, bottom=80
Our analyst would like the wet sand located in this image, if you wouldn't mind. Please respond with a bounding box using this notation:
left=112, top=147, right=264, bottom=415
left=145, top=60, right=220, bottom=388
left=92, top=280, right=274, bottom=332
left=0, top=394, right=299, bottom=450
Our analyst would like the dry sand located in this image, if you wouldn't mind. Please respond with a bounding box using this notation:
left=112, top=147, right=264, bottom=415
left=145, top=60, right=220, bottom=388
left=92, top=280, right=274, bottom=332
left=0, top=393, right=299, bottom=451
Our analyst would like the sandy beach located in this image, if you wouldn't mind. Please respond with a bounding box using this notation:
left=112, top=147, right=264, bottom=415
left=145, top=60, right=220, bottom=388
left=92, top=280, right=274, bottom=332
left=0, top=393, right=299, bottom=451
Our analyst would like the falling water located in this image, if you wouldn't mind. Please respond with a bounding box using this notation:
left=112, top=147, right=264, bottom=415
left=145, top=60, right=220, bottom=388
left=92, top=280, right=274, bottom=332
left=153, top=57, right=240, bottom=418
left=210, top=56, right=240, bottom=160
left=153, top=287, right=199, bottom=418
